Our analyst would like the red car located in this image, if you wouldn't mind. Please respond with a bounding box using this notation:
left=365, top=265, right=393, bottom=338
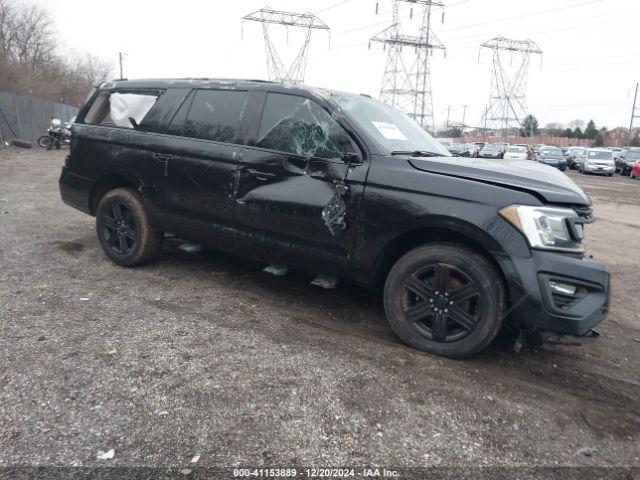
left=631, top=161, right=640, bottom=179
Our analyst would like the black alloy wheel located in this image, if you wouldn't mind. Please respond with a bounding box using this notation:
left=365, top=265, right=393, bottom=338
left=95, top=188, right=163, bottom=267
left=101, top=201, right=137, bottom=256
left=402, top=263, right=481, bottom=343
left=384, top=243, right=505, bottom=357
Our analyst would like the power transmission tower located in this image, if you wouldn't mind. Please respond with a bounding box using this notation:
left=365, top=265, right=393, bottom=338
left=370, top=0, right=445, bottom=133
left=479, top=37, right=542, bottom=134
left=242, top=7, right=330, bottom=84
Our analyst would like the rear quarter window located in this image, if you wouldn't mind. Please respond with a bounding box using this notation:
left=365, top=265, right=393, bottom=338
left=83, top=91, right=161, bottom=128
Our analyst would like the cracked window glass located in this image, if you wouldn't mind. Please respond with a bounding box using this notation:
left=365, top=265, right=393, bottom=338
left=180, top=89, right=248, bottom=143
left=257, top=93, right=352, bottom=159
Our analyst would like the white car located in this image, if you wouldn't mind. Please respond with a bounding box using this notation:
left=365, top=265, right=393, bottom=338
left=580, top=148, right=615, bottom=176
left=503, top=146, right=528, bottom=160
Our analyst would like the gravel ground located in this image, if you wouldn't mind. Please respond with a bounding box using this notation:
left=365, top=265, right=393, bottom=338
left=0, top=147, right=639, bottom=474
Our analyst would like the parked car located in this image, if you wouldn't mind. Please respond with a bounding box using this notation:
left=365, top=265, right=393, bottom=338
left=618, top=148, right=640, bottom=176
left=580, top=148, right=615, bottom=176
left=472, top=142, right=485, bottom=157
left=503, top=145, right=528, bottom=160
left=536, top=147, right=567, bottom=171
left=565, top=147, right=587, bottom=170
left=631, top=159, right=640, bottom=179
left=478, top=144, right=503, bottom=159
left=447, top=143, right=470, bottom=156
left=466, top=143, right=480, bottom=157
left=59, top=78, right=610, bottom=358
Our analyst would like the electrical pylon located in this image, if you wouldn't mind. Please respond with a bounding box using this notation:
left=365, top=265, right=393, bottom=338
left=242, top=6, right=330, bottom=84
left=479, top=36, right=543, bottom=133
left=370, top=0, right=445, bottom=133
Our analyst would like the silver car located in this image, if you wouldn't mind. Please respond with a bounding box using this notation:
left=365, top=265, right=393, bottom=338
left=580, top=148, right=615, bottom=176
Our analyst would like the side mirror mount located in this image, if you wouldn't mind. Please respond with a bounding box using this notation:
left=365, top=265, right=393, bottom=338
left=341, top=152, right=362, bottom=165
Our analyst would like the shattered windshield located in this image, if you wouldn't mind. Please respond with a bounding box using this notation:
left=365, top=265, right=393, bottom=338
left=330, top=93, right=450, bottom=156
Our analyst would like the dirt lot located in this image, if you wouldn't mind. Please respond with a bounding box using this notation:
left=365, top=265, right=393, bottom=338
left=0, top=147, right=639, bottom=473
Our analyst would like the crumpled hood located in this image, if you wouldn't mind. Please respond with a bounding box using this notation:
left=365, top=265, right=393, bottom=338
left=408, top=156, right=590, bottom=205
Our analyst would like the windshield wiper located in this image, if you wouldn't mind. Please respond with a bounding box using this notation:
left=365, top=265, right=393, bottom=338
left=390, top=150, right=443, bottom=157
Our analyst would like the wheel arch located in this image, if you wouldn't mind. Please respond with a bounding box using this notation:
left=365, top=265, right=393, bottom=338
left=374, top=217, right=510, bottom=296
left=89, top=170, right=143, bottom=216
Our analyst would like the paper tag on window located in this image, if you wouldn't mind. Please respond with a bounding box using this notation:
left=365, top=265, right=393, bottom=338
left=372, top=121, right=408, bottom=140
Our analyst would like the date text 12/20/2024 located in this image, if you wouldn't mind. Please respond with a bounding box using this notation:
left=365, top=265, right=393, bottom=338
left=233, top=468, right=400, bottom=477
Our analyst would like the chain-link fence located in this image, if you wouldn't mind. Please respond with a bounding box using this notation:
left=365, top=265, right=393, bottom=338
left=0, top=91, right=78, bottom=144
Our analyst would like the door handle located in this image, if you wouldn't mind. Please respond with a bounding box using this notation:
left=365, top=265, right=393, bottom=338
left=246, top=168, right=276, bottom=181
left=153, top=153, right=172, bottom=176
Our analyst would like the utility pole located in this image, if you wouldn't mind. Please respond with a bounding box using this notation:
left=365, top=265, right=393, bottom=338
left=629, top=82, right=639, bottom=144
left=461, top=104, right=468, bottom=127
left=370, top=0, right=446, bottom=133
left=118, top=51, right=126, bottom=79
left=446, top=105, right=451, bottom=130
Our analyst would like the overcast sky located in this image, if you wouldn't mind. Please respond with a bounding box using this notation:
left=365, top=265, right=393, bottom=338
left=32, top=0, right=640, bottom=129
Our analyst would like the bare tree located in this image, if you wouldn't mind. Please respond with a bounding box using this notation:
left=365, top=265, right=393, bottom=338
left=0, top=0, right=112, bottom=106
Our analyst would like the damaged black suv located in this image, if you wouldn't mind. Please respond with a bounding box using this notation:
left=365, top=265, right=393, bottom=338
left=59, top=79, right=610, bottom=357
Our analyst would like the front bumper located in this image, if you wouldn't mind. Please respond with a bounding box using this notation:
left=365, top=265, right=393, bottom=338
left=583, top=164, right=614, bottom=174
left=505, top=250, right=610, bottom=335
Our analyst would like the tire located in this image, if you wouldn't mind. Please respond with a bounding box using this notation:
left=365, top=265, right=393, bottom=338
left=95, top=188, right=163, bottom=267
left=10, top=139, right=32, bottom=149
left=383, top=243, right=506, bottom=358
left=37, top=135, right=52, bottom=148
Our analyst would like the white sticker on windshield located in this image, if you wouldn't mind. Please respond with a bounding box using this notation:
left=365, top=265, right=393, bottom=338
left=372, top=121, right=408, bottom=140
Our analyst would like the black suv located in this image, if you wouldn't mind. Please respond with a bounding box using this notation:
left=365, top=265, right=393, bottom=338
left=59, top=79, right=610, bottom=358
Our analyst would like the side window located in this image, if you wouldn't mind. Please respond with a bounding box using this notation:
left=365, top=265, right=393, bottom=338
left=166, top=91, right=194, bottom=136
left=257, top=93, right=354, bottom=159
left=181, top=89, right=248, bottom=143
left=83, top=91, right=160, bottom=128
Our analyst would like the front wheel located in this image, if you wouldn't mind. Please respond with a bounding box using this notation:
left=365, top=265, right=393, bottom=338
left=37, top=135, right=52, bottom=148
left=383, top=243, right=505, bottom=358
left=96, top=188, right=163, bottom=267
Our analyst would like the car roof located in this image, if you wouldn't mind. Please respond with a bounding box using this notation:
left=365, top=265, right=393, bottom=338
left=97, top=78, right=356, bottom=99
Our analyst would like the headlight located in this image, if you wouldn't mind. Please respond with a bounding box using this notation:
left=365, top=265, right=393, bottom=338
left=499, top=205, right=584, bottom=252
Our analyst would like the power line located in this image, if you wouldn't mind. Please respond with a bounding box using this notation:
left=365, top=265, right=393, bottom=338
left=315, top=0, right=354, bottom=15
left=438, top=0, right=603, bottom=34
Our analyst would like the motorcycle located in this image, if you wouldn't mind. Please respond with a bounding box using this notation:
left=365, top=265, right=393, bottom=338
left=38, top=118, right=73, bottom=150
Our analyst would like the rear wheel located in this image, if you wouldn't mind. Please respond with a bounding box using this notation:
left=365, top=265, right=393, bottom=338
left=96, top=188, right=163, bottom=267
left=383, top=243, right=505, bottom=358
left=37, top=135, right=52, bottom=148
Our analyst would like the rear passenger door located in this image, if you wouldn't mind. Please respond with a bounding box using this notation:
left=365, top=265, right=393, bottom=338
left=159, top=89, right=248, bottom=232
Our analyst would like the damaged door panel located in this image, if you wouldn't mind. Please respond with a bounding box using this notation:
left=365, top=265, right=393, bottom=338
left=232, top=92, right=367, bottom=270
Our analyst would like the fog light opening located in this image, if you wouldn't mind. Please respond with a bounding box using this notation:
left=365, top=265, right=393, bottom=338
left=549, top=281, right=577, bottom=296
